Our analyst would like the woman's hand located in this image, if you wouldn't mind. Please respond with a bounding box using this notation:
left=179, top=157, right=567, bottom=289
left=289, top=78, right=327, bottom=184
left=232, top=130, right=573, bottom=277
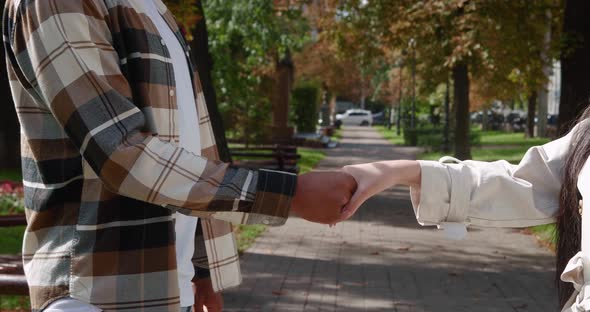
left=338, top=160, right=421, bottom=222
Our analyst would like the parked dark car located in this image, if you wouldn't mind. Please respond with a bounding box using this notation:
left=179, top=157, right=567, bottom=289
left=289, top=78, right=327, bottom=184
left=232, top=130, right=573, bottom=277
left=506, top=113, right=526, bottom=132
left=371, top=112, right=387, bottom=126
left=472, top=111, right=505, bottom=130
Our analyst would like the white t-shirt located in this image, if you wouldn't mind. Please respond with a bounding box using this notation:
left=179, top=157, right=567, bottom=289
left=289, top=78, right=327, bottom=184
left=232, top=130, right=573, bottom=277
left=144, top=1, right=201, bottom=307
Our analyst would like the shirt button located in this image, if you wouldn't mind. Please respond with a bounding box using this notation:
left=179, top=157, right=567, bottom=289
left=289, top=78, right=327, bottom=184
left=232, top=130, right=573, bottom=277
left=169, top=90, right=175, bottom=97
left=262, top=219, right=270, bottom=225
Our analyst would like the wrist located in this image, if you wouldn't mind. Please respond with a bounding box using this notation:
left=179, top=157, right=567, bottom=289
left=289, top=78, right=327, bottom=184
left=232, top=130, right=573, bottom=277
left=395, top=160, right=421, bottom=188
left=376, top=160, right=420, bottom=189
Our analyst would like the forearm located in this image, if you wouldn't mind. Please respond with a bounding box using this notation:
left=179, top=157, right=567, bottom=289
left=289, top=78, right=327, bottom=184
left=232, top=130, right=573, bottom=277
left=377, top=160, right=421, bottom=188
left=338, top=160, right=421, bottom=220
left=343, top=160, right=421, bottom=195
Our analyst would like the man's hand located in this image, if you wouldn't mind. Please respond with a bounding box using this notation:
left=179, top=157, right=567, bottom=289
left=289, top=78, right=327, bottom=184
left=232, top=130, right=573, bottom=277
left=290, top=170, right=357, bottom=224
left=192, top=278, right=223, bottom=312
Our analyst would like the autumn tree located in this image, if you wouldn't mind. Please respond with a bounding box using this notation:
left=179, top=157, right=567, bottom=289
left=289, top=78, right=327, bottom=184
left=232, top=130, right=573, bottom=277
left=294, top=27, right=368, bottom=105
left=332, top=0, right=561, bottom=159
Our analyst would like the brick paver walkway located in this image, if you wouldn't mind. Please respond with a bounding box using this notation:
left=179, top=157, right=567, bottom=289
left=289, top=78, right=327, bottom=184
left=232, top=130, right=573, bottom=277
left=224, top=126, right=557, bottom=312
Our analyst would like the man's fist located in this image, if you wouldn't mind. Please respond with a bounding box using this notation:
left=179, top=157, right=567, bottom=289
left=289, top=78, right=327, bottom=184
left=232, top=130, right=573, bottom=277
left=290, top=170, right=357, bottom=224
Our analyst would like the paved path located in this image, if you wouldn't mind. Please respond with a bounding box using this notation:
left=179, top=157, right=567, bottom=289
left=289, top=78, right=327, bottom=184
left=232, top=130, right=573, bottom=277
left=224, top=126, right=557, bottom=312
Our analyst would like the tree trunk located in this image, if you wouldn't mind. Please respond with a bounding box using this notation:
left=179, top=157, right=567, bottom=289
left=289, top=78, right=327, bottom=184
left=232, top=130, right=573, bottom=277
left=442, top=79, right=450, bottom=153
left=482, top=110, right=489, bottom=131
left=526, top=91, right=537, bottom=138
left=0, top=0, right=21, bottom=171
left=329, top=94, right=337, bottom=124
left=558, top=0, right=590, bottom=134
left=536, top=9, right=552, bottom=138
left=396, top=67, right=403, bottom=136
left=453, top=62, right=471, bottom=160
left=360, top=73, right=366, bottom=110
left=189, top=0, right=232, bottom=162
left=537, top=84, right=549, bottom=137
left=271, top=51, right=295, bottom=142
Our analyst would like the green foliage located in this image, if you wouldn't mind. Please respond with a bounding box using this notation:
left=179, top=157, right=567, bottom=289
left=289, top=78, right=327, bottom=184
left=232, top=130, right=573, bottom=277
left=222, top=91, right=274, bottom=143
left=291, top=83, right=321, bottom=133
left=0, top=295, right=30, bottom=311
left=403, top=128, right=438, bottom=146
left=0, top=226, right=25, bottom=254
left=377, top=126, right=405, bottom=145
left=164, top=0, right=200, bottom=40
left=403, top=127, right=480, bottom=151
left=297, top=148, right=325, bottom=174
left=364, top=98, right=387, bottom=113
left=0, top=194, right=24, bottom=215
left=0, top=170, right=22, bottom=181
left=235, top=224, right=266, bottom=253
left=0, top=181, right=24, bottom=215
left=530, top=223, right=557, bottom=250
left=331, top=129, right=343, bottom=141
left=203, top=0, right=310, bottom=142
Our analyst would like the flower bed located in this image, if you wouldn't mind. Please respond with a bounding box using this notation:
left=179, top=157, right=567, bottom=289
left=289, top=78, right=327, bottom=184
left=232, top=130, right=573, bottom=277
left=0, top=181, right=24, bottom=215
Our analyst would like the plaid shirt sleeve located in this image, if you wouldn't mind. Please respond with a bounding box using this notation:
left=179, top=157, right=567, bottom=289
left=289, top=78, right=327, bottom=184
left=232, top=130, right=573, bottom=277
left=6, top=0, right=296, bottom=226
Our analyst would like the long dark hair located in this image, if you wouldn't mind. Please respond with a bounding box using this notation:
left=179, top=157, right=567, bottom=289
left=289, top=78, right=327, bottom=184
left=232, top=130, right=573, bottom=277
left=557, top=105, right=590, bottom=306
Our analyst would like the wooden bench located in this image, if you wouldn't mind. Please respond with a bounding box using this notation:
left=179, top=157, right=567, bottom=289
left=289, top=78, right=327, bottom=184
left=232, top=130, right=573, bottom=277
left=230, top=145, right=301, bottom=174
left=0, top=214, right=28, bottom=296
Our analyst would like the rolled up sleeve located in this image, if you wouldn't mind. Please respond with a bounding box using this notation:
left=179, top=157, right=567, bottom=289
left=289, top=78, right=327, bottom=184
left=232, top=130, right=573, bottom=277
left=410, top=120, right=587, bottom=231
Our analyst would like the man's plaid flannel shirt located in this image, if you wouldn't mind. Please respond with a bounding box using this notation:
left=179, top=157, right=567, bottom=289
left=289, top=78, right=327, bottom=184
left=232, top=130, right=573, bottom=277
left=2, top=0, right=297, bottom=311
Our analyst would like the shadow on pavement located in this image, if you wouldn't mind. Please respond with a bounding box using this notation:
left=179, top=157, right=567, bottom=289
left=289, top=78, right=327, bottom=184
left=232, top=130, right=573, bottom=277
left=225, top=252, right=557, bottom=312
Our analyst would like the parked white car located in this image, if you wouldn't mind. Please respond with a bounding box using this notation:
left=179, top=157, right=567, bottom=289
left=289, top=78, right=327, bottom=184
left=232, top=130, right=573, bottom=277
left=336, top=109, right=373, bottom=126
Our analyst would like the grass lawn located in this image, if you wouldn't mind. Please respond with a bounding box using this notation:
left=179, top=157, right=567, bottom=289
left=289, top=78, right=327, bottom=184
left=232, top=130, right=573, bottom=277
left=235, top=224, right=267, bottom=253
left=377, top=126, right=405, bottom=145
left=297, top=148, right=326, bottom=174
left=421, top=146, right=539, bottom=164
left=418, top=130, right=556, bottom=250
left=420, top=131, right=551, bottom=164
left=331, top=129, right=343, bottom=141
left=0, top=169, right=22, bottom=181
left=0, top=296, right=29, bottom=311
left=0, top=226, right=25, bottom=254
left=529, top=224, right=557, bottom=251
left=479, top=130, right=550, bottom=146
